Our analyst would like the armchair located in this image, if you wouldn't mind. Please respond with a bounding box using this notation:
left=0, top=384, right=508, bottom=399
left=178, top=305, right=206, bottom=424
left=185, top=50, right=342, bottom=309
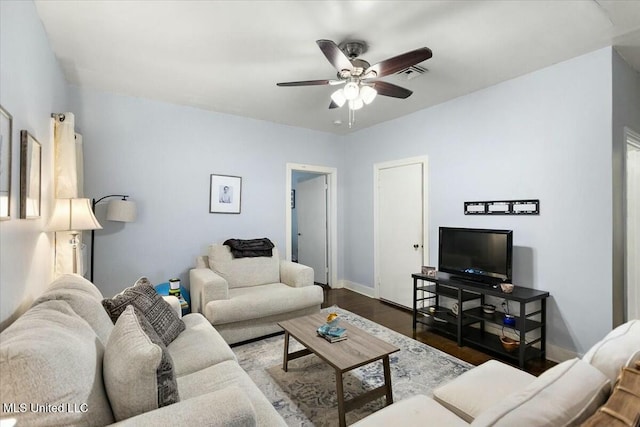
left=190, top=243, right=324, bottom=344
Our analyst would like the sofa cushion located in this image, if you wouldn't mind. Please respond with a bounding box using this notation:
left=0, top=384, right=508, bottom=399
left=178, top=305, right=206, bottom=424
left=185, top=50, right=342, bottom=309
left=205, top=282, right=323, bottom=324
left=351, top=395, right=468, bottom=427
left=33, top=279, right=114, bottom=345
left=177, top=359, right=286, bottom=426
left=433, top=359, right=536, bottom=422
left=46, top=273, right=105, bottom=300
left=104, top=305, right=179, bottom=421
left=471, top=358, right=611, bottom=427
left=0, top=300, right=114, bottom=426
left=168, top=313, right=236, bottom=377
left=583, top=319, right=640, bottom=384
left=102, top=281, right=185, bottom=346
left=208, top=244, right=280, bottom=288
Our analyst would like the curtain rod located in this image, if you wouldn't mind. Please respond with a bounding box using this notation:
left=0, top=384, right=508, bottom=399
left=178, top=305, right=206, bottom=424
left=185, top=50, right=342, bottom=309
left=51, top=113, right=65, bottom=122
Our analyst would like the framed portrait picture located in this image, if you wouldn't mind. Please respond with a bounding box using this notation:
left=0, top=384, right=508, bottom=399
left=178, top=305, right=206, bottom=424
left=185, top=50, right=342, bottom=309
left=210, top=174, right=241, bottom=214
left=0, top=105, right=12, bottom=220
left=20, top=130, right=42, bottom=219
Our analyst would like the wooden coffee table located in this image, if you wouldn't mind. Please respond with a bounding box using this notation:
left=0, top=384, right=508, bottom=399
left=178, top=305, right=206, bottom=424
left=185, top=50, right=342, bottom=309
left=278, top=313, right=400, bottom=427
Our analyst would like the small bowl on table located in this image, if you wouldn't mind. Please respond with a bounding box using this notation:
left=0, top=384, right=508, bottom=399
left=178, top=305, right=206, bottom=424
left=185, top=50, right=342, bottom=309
left=500, top=283, right=514, bottom=293
left=482, top=304, right=496, bottom=315
left=326, top=313, right=340, bottom=327
left=500, top=336, right=520, bottom=352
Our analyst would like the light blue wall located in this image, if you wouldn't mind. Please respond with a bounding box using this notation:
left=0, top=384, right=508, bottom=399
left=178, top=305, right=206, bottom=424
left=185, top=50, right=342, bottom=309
left=342, top=48, right=614, bottom=356
left=0, top=0, right=70, bottom=329
left=71, top=87, right=345, bottom=297
left=0, top=0, right=634, bottom=359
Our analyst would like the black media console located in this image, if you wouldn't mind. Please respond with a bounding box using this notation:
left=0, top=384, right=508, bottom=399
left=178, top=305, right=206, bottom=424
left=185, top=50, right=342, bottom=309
left=412, top=272, right=550, bottom=369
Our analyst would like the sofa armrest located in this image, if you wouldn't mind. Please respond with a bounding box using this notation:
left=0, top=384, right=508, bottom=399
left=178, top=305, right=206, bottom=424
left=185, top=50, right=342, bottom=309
left=162, top=295, right=182, bottom=318
left=280, top=260, right=314, bottom=288
left=108, top=386, right=256, bottom=426
left=189, top=268, right=229, bottom=313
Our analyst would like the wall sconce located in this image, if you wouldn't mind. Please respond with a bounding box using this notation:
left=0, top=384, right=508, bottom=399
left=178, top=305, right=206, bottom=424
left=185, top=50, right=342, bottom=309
left=91, top=194, right=137, bottom=282
left=47, top=198, right=102, bottom=274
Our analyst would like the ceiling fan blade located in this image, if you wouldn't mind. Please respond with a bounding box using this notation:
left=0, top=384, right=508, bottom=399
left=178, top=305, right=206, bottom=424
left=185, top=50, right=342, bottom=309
left=316, top=39, right=354, bottom=72
left=373, top=81, right=413, bottom=99
left=365, top=47, right=432, bottom=78
left=277, top=79, right=334, bottom=87
left=329, top=100, right=340, bottom=109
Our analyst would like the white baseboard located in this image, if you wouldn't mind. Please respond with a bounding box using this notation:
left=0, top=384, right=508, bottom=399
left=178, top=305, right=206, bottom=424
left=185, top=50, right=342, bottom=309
left=338, top=280, right=376, bottom=298
left=545, top=343, right=579, bottom=363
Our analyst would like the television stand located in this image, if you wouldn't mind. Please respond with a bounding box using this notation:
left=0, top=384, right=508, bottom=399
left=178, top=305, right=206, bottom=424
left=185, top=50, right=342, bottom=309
left=412, top=272, right=549, bottom=369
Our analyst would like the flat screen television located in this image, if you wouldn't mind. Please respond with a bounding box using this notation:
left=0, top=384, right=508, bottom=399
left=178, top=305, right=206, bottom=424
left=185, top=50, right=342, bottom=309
left=438, top=227, right=513, bottom=285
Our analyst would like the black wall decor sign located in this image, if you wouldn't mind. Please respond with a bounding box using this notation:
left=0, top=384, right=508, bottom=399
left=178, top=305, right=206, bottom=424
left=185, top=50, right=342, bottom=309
left=464, top=199, right=540, bottom=215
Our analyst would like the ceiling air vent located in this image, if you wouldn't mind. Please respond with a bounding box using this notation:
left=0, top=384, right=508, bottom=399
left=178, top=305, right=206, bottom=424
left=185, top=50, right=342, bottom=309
left=397, top=65, right=428, bottom=81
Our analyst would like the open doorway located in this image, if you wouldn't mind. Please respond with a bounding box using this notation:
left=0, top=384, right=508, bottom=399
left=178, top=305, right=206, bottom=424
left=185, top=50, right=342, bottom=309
left=285, top=163, right=338, bottom=287
left=625, top=128, right=640, bottom=320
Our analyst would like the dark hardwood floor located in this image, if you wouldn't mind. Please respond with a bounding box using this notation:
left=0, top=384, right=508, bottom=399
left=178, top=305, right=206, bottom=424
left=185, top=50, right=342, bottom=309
left=322, top=287, right=555, bottom=376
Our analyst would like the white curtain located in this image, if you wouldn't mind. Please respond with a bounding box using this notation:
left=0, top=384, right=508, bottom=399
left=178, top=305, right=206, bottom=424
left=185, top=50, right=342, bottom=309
left=53, top=113, right=85, bottom=276
left=627, top=143, right=640, bottom=319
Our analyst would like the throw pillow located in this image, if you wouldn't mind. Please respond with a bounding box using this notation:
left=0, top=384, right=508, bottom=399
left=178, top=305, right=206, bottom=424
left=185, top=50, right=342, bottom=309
left=583, top=319, right=640, bottom=384
left=103, top=305, right=179, bottom=421
left=102, top=280, right=185, bottom=346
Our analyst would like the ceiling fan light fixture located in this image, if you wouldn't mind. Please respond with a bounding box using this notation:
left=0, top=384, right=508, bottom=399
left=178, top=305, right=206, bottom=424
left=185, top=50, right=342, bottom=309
left=360, top=85, right=377, bottom=104
left=349, top=98, right=364, bottom=111
left=330, top=89, right=347, bottom=107
left=343, top=81, right=360, bottom=100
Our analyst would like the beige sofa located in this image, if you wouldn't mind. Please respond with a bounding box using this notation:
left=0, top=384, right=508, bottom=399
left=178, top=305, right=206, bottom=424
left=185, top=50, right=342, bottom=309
left=0, top=274, right=286, bottom=426
left=190, top=244, right=324, bottom=344
left=353, top=319, right=640, bottom=426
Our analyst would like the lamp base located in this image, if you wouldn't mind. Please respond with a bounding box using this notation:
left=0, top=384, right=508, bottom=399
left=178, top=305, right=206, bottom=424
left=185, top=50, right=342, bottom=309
left=69, top=232, right=80, bottom=274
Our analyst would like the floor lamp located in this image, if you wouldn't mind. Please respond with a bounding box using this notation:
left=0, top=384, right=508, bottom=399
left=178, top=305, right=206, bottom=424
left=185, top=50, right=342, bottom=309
left=47, top=198, right=102, bottom=274
left=90, top=194, right=137, bottom=282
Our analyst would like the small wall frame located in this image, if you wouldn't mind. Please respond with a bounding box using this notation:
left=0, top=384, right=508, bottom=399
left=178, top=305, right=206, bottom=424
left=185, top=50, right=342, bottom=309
left=209, top=174, right=242, bottom=214
left=464, top=199, right=540, bottom=215
left=0, top=105, right=12, bottom=220
left=20, top=130, right=42, bottom=219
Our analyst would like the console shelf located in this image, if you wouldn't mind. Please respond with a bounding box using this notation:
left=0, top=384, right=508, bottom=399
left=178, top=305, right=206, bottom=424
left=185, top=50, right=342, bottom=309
left=412, top=272, right=549, bottom=369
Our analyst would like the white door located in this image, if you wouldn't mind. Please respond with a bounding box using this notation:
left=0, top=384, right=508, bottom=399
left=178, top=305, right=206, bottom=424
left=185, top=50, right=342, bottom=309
left=297, top=175, right=328, bottom=285
left=378, top=162, right=425, bottom=308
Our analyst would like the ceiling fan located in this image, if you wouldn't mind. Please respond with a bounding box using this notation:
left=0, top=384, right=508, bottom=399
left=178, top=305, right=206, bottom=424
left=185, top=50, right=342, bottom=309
left=277, top=39, right=432, bottom=127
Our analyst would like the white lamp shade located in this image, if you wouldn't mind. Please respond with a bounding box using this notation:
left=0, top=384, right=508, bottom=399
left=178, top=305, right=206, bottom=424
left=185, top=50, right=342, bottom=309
left=330, top=89, right=347, bottom=107
left=360, top=85, right=377, bottom=104
left=343, top=82, right=360, bottom=100
left=349, top=98, right=364, bottom=111
left=47, top=198, right=102, bottom=232
left=106, top=199, right=137, bottom=222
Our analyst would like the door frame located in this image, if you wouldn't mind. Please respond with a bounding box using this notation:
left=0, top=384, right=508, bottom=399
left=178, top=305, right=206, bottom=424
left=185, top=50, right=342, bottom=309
left=286, top=163, right=338, bottom=287
left=373, top=155, right=429, bottom=299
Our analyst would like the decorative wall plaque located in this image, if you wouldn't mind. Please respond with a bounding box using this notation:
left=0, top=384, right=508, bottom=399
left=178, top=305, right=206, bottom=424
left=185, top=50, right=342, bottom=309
left=464, top=199, right=539, bottom=215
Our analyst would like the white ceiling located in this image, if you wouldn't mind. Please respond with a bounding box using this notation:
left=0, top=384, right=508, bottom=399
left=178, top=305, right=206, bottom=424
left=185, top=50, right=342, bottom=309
left=34, top=0, right=640, bottom=135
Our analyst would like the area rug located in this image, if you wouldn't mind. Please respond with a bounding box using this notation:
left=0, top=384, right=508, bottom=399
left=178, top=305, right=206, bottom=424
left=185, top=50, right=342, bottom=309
left=233, top=306, right=473, bottom=426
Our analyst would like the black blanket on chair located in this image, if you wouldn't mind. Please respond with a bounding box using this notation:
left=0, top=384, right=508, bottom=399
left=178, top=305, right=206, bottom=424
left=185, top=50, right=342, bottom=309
left=223, top=238, right=275, bottom=258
